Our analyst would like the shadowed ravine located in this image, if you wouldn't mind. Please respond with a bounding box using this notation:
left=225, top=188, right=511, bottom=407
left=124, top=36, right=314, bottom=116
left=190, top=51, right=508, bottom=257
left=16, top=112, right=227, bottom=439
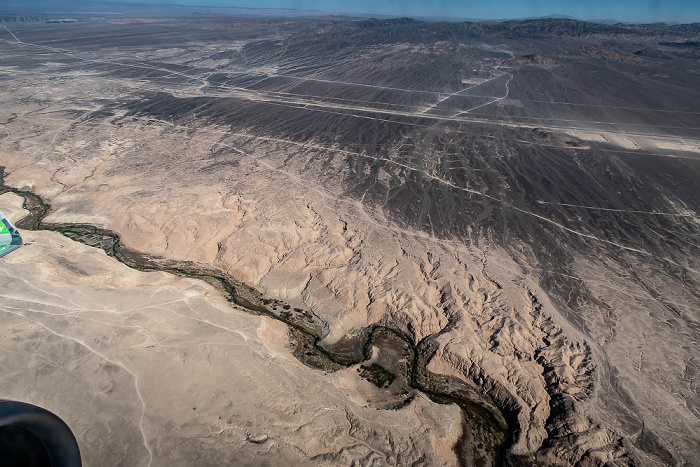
left=0, top=167, right=511, bottom=467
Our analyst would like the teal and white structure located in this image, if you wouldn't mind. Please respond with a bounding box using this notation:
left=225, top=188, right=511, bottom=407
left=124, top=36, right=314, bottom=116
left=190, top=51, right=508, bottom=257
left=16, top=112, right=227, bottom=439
left=0, top=211, right=22, bottom=258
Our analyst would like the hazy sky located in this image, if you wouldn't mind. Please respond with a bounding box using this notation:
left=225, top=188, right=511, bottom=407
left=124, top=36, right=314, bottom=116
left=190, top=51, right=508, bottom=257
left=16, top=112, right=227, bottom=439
left=115, top=0, right=700, bottom=23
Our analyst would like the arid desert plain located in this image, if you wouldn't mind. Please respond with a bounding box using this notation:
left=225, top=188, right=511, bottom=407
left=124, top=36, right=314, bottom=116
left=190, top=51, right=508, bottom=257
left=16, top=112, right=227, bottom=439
left=1, top=11, right=699, bottom=467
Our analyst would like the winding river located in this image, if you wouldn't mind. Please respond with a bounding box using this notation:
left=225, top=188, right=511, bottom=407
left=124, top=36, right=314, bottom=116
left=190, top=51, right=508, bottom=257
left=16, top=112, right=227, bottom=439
left=0, top=167, right=512, bottom=467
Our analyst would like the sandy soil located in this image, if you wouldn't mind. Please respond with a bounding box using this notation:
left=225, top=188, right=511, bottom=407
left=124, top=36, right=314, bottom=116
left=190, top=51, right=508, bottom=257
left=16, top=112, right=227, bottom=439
left=0, top=209, right=461, bottom=466
left=1, top=18, right=698, bottom=467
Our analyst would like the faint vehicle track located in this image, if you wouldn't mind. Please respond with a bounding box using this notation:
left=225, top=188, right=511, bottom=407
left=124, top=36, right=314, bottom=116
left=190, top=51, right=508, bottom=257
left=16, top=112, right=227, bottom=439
left=3, top=31, right=698, bottom=145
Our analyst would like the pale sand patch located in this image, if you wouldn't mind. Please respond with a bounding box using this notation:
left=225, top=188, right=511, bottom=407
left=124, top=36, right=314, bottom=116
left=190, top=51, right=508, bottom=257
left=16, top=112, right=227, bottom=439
left=648, top=138, right=700, bottom=153
left=0, top=191, right=28, bottom=223
left=602, top=133, right=639, bottom=150
left=565, top=130, right=608, bottom=143
left=0, top=230, right=462, bottom=466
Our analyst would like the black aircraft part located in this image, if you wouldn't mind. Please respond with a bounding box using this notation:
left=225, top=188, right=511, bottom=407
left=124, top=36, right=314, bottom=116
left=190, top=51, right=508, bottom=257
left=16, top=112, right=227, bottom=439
left=0, top=400, right=81, bottom=467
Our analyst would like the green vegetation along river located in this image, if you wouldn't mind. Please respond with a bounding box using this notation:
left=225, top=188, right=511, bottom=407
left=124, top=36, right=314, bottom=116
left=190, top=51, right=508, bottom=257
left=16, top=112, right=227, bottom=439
left=0, top=167, right=511, bottom=467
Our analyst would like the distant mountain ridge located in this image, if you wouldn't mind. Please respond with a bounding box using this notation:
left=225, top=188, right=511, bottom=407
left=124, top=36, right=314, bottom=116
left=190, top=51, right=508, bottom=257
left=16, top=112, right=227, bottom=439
left=2, top=0, right=699, bottom=27
left=355, top=17, right=700, bottom=40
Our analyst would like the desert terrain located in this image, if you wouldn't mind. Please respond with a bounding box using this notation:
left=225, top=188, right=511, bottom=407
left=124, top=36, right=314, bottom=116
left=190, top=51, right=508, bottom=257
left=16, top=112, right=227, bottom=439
left=0, top=13, right=699, bottom=467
